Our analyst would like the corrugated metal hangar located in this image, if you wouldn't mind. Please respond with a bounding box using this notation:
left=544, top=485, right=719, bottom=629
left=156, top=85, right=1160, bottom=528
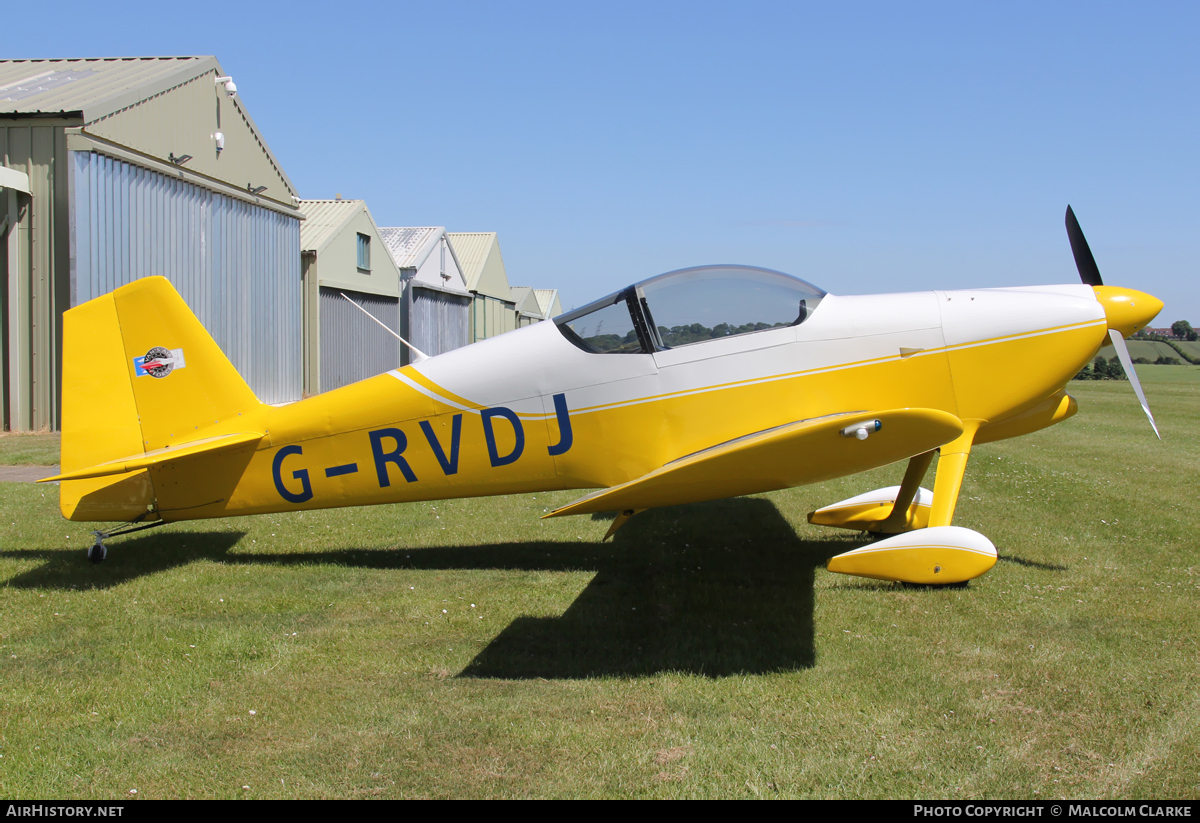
left=378, top=226, right=472, bottom=365
left=447, top=231, right=517, bottom=342
left=2, top=55, right=565, bottom=432
left=299, top=198, right=405, bottom=393
left=1, top=56, right=304, bottom=430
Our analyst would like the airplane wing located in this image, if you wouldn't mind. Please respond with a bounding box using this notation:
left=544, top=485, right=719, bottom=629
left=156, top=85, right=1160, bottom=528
left=545, top=408, right=963, bottom=517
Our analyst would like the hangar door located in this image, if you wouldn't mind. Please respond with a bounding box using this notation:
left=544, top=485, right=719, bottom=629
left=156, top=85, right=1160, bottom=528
left=319, top=287, right=401, bottom=391
left=70, top=151, right=302, bottom=404
left=409, top=282, right=469, bottom=362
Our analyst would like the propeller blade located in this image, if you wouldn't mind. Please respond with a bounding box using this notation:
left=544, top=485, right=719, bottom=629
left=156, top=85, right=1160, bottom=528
left=1107, top=329, right=1161, bottom=439
left=1066, top=205, right=1104, bottom=287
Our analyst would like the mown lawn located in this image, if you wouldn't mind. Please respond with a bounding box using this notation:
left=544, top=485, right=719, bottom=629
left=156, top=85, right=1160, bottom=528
left=0, top=433, right=60, bottom=467
left=0, top=371, right=1196, bottom=799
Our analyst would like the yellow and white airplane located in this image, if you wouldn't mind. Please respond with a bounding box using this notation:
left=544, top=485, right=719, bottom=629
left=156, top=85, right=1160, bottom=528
left=44, top=207, right=1162, bottom=585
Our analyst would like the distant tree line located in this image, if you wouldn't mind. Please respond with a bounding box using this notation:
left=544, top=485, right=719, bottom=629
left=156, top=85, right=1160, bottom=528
left=657, top=321, right=787, bottom=347
left=1135, top=320, right=1195, bottom=341
left=583, top=320, right=790, bottom=352
left=1131, top=324, right=1200, bottom=365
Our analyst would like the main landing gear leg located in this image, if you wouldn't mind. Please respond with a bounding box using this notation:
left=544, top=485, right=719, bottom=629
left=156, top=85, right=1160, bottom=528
left=874, top=450, right=936, bottom=534
left=825, top=419, right=998, bottom=585
left=928, top=420, right=984, bottom=528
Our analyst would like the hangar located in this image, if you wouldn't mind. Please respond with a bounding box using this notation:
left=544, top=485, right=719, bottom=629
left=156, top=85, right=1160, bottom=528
left=299, top=198, right=404, bottom=393
left=1, top=56, right=304, bottom=430
left=447, top=231, right=517, bottom=343
left=510, top=286, right=562, bottom=327
left=378, top=226, right=472, bottom=365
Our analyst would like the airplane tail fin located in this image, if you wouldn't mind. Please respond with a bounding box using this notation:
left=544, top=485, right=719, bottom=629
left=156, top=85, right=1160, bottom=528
left=55, top=277, right=265, bottom=521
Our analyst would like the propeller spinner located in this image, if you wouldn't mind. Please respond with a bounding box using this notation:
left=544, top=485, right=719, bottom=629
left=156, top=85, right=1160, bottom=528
left=1065, top=206, right=1164, bottom=439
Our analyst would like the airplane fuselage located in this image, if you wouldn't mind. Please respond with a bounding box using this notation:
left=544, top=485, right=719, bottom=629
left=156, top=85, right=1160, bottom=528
left=103, top=282, right=1105, bottom=523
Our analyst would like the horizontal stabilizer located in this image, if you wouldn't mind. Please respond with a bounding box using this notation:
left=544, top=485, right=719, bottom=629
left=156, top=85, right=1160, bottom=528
left=40, top=432, right=264, bottom=483
left=546, top=408, right=963, bottom=518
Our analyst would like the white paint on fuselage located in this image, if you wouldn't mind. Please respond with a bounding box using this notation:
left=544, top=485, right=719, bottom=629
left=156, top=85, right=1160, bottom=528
left=936, top=285, right=1102, bottom=348
left=408, top=284, right=1104, bottom=421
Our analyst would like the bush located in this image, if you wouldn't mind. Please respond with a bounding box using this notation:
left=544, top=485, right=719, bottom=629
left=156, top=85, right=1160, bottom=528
left=1074, top=356, right=1127, bottom=380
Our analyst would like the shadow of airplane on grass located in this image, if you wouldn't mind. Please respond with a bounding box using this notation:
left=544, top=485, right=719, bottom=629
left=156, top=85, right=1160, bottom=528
left=0, top=498, right=1016, bottom=678
left=997, top=554, right=1070, bottom=572
left=1, top=531, right=249, bottom=590
left=460, top=499, right=838, bottom=679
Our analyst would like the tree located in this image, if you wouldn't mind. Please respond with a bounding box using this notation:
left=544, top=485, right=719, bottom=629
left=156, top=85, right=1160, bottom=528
left=1171, top=320, right=1193, bottom=339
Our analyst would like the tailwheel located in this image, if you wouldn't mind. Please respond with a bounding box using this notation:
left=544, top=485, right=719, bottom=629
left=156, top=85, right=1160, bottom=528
left=84, top=520, right=166, bottom=563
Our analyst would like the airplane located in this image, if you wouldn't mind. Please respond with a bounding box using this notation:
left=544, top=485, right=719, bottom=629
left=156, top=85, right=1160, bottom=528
left=41, top=207, right=1162, bottom=586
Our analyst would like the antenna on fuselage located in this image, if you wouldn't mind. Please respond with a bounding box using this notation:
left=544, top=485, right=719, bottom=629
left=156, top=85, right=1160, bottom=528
left=339, top=292, right=429, bottom=364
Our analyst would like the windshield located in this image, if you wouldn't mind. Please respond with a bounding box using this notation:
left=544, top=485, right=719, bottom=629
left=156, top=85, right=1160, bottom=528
left=555, top=290, right=645, bottom=354
left=556, top=265, right=825, bottom=354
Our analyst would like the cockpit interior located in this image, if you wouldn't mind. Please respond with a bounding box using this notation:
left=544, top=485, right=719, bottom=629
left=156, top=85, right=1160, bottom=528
left=555, top=265, right=826, bottom=354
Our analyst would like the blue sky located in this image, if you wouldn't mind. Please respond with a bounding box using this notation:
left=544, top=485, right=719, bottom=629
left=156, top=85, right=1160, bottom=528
left=8, top=1, right=1197, bottom=321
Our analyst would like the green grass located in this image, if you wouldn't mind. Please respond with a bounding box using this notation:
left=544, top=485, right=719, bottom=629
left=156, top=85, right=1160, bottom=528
left=1129, top=364, right=1200, bottom=384
left=1084, top=362, right=1200, bottom=384
left=0, top=432, right=60, bottom=466
left=1, top=379, right=1197, bottom=798
left=1172, top=340, right=1200, bottom=360
left=1100, top=340, right=1180, bottom=363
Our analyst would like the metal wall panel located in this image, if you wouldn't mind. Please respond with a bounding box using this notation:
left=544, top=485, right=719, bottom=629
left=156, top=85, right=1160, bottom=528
left=470, top=292, right=517, bottom=342
left=1, top=121, right=70, bottom=430
left=319, top=286, right=400, bottom=391
left=410, top=283, right=469, bottom=362
left=71, top=150, right=301, bottom=404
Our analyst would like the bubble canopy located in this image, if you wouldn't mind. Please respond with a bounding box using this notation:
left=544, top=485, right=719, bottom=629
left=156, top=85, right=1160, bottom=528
left=555, top=265, right=826, bottom=354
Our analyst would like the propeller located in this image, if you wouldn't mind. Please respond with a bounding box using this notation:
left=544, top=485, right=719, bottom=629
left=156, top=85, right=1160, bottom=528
left=1065, top=206, right=1161, bottom=439
left=1066, top=205, right=1103, bottom=287
left=1107, top=330, right=1160, bottom=439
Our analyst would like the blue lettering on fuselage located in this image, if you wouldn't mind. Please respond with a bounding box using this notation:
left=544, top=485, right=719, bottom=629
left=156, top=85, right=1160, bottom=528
left=272, top=445, right=314, bottom=503
left=369, top=428, right=419, bottom=486
left=270, top=394, right=575, bottom=502
left=547, top=393, right=573, bottom=456
left=420, top=414, right=462, bottom=475
left=481, top=407, right=525, bottom=467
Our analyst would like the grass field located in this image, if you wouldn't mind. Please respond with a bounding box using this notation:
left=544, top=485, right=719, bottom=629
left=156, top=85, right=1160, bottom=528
left=1173, top=340, right=1200, bottom=361
left=1099, top=340, right=1200, bottom=365
left=1099, top=340, right=1182, bottom=363
left=0, top=433, right=60, bottom=467
left=1, top=371, right=1197, bottom=799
